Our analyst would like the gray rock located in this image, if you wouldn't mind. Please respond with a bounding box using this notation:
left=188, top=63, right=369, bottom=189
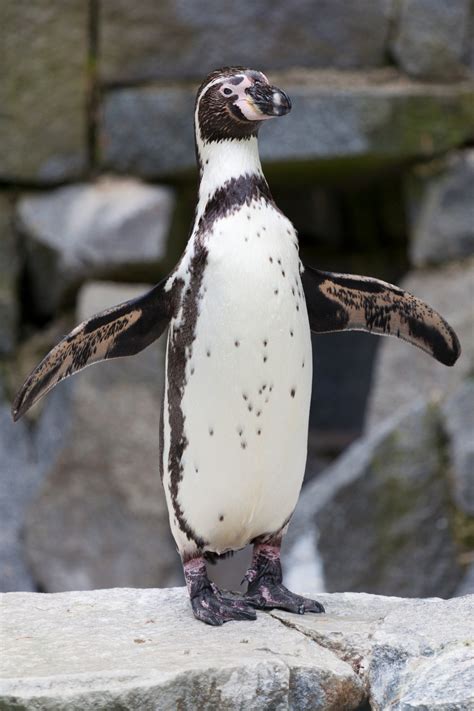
left=100, top=69, right=474, bottom=179
left=366, top=258, right=474, bottom=429
left=0, top=194, right=19, bottom=355
left=456, top=563, right=474, bottom=595
left=407, top=150, right=474, bottom=267
left=0, top=588, right=365, bottom=711
left=273, top=593, right=474, bottom=711
left=2, top=588, right=472, bottom=711
left=0, top=384, right=71, bottom=592
left=100, top=0, right=394, bottom=84
left=391, top=0, right=472, bottom=80
left=442, top=381, right=474, bottom=517
left=18, top=178, right=175, bottom=318
left=23, top=282, right=181, bottom=592
left=0, top=2, right=87, bottom=182
left=287, top=400, right=464, bottom=598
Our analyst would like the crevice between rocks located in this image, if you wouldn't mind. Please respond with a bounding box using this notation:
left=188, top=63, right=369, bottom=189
left=269, top=611, right=373, bottom=709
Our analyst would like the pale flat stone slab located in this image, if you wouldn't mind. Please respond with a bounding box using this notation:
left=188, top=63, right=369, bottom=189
left=0, top=588, right=364, bottom=710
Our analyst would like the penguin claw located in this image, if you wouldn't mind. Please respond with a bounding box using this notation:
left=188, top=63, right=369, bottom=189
left=191, top=586, right=257, bottom=625
left=245, top=583, right=325, bottom=615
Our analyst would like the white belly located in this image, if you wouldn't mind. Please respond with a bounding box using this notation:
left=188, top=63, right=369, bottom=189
left=163, top=204, right=312, bottom=554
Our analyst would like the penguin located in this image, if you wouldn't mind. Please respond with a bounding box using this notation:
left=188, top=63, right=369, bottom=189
left=12, top=67, right=461, bottom=626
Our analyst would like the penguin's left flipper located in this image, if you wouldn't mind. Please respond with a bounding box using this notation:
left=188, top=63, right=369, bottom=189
left=12, top=277, right=175, bottom=421
left=301, top=265, right=461, bottom=366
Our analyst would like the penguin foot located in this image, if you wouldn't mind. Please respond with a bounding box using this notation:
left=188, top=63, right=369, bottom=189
left=245, top=582, right=325, bottom=614
left=244, top=542, right=325, bottom=615
left=191, top=584, right=257, bottom=626
left=184, top=555, right=257, bottom=625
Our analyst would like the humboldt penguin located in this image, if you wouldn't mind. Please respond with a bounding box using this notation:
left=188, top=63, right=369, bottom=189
left=12, top=67, right=461, bottom=625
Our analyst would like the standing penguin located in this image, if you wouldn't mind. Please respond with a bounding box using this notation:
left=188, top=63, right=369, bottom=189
left=13, top=67, right=460, bottom=625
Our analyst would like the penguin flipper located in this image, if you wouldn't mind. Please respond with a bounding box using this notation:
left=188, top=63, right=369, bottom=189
left=12, top=278, right=175, bottom=421
left=301, top=265, right=461, bottom=366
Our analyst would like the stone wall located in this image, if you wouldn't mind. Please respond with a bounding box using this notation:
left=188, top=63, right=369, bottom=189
left=1, top=2, right=473, bottom=595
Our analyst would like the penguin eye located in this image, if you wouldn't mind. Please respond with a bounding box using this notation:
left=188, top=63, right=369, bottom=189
left=223, top=87, right=233, bottom=96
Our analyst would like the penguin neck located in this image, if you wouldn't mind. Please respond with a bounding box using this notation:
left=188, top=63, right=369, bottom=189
left=195, top=135, right=264, bottom=221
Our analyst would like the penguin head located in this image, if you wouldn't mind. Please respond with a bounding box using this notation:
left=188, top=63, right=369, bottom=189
left=196, top=67, right=291, bottom=143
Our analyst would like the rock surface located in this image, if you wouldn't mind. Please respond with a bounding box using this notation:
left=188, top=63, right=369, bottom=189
left=391, top=0, right=472, bottom=80
left=0, top=384, right=72, bottom=593
left=23, top=282, right=181, bottom=592
left=365, top=258, right=474, bottom=429
left=100, top=69, right=474, bottom=179
left=442, top=381, right=474, bottom=517
left=0, top=194, right=19, bottom=355
left=0, top=1, right=88, bottom=181
left=287, top=399, right=464, bottom=598
left=18, top=179, right=175, bottom=318
left=407, top=150, right=474, bottom=267
left=1, top=588, right=472, bottom=710
left=100, top=0, right=394, bottom=83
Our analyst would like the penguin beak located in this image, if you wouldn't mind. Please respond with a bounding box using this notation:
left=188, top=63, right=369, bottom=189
left=240, top=83, right=292, bottom=120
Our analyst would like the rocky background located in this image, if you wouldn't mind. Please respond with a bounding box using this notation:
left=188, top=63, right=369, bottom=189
left=1, top=1, right=473, bottom=599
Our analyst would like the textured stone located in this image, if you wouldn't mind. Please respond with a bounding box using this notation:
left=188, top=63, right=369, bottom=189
left=442, top=381, right=474, bottom=517
left=273, top=593, right=474, bottom=711
left=18, top=178, right=175, bottom=318
left=407, top=150, right=474, bottom=267
left=0, top=588, right=364, bottom=711
left=100, top=0, right=394, bottom=84
left=100, top=69, right=474, bottom=179
left=23, top=283, right=181, bottom=592
left=0, top=194, right=19, bottom=355
left=0, top=1, right=88, bottom=182
left=2, top=589, right=472, bottom=711
left=0, top=383, right=71, bottom=593
left=287, top=400, right=463, bottom=598
left=391, top=0, right=472, bottom=80
left=366, top=259, right=474, bottom=429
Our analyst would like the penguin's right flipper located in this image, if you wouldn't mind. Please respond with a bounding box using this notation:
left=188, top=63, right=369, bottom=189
left=301, top=265, right=461, bottom=366
left=12, top=277, right=176, bottom=421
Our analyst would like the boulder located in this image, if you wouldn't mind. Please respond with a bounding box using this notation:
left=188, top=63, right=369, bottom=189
left=272, top=593, right=474, bottom=711
left=23, top=282, right=182, bottom=592
left=1, top=588, right=472, bottom=710
left=0, top=383, right=71, bottom=592
left=0, top=194, right=19, bottom=355
left=17, top=178, right=175, bottom=318
left=286, top=399, right=464, bottom=598
left=391, top=0, right=472, bottom=80
left=100, top=69, right=474, bottom=179
left=442, top=381, right=474, bottom=517
left=100, top=0, right=394, bottom=84
left=0, top=1, right=87, bottom=182
left=365, top=258, right=474, bottom=429
left=407, top=150, right=474, bottom=267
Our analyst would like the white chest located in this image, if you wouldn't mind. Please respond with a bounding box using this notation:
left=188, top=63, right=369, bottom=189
left=163, top=202, right=313, bottom=554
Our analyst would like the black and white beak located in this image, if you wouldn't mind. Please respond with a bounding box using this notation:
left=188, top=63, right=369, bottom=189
left=246, top=83, right=292, bottom=118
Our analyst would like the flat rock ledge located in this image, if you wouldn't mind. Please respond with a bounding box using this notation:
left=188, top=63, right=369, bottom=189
left=0, top=588, right=472, bottom=711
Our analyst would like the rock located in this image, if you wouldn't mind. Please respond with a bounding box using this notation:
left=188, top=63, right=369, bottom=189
left=17, top=178, right=175, bottom=318
left=100, top=0, right=393, bottom=84
left=391, top=0, right=472, bottom=80
left=0, top=1, right=87, bottom=182
left=100, top=69, right=474, bottom=179
left=2, top=588, right=472, bottom=711
left=365, top=258, right=474, bottom=429
left=442, top=381, right=474, bottom=517
left=407, top=150, right=474, bottom=267
left=23, top=282, right=181, bottom=592
left=0, top=383, right=71, bottom=593
left=287, top=399, right=464, bottom=598
left=0, top=194, right=19, bottom=355
left=272, top=593, right=474, bottom=711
